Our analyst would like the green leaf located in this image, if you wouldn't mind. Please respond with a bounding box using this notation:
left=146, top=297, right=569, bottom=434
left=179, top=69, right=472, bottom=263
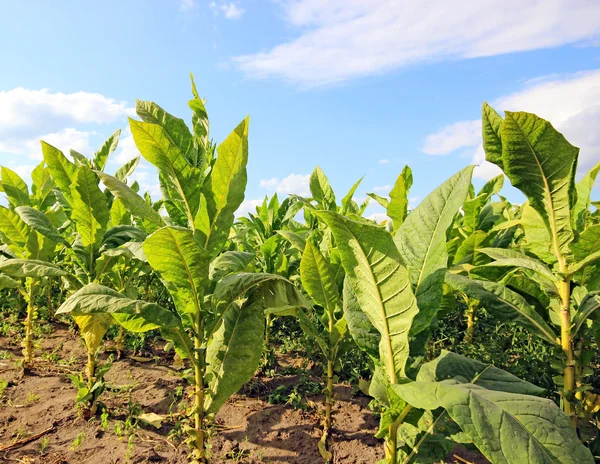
left=93, top=129, right=121, bottom=171
left=477, top=247, right=558, bottom=282
left=15, top=206, right=69, bottom=246
left=197, top=117, right=249, bottom=255
left=366, top=192, right=388, bottom=209
left=130, top=118, right=202, bottom=224
left=315, top=211, right=417, bottom=382
left=114, top=156, right=140, bottom=182
left=392, top=379, right=593, bottom=464
left=342, top=276, right=379, bottom=359
left=387, top=165, right=412, bottom=231
left=136, top=100, right=196, bottom=163
left=572, top=161, right=600, bottom=231
left=41, top=141, right=77, bottom=203
left=300, top=240, right=339, bottom=311
left=70, top=167, right=109, bottom=249
left=0, top=259, right=67, bottom=278
left=341, top=176, right=363, bottom=214
left=481, top=102, right=503, bottom=168
left=1, top=166, right=29, bottom=207
left=445, top=273, right=559, bottom=345
left=188, top=75, right=210, bottom=161
left=97, top=171, right=164, bottom=230
left=521, top=203, right=556, bottom=264
left=567, top=250, right=600, bottom=277
left=573, top=292, right=600, bottom=335
left=209, top=251, right=255, bottom=281
left=205, top=295, right=265, bottom=414
left=570, top=224, right=600, bottom=289
left=0, top=206, right=30, bottom=251
left=453, top=230, right=491, bottom=266
left=498, top=110, right=578, bottom=258
left=0, top=274, right=20, bottom=289
left=276, top=230, right=307, bottom=252
left=143, top=227, right=210, bottom=320
left=395, top=166, right=474, bottom=334
left=310, top=166, right=336, bottom=209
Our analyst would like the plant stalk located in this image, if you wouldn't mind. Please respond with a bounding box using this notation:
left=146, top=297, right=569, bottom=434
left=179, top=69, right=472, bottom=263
left=87, top=350, right=97, bottom=416
left=386, top=405, right=413, bottom=464
left=465, top=300, right=476, bottom=344
left=23, top=278, right=35, bottom=369
left=558, top=276, right=576, bottom=426
left=194, top=310, right=206, bottom=462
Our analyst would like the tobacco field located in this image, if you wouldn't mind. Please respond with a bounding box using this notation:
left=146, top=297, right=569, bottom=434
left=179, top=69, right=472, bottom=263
left=0, top=79, right=599, bottom=464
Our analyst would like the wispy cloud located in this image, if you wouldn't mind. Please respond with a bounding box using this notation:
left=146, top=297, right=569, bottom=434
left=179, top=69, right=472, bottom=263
left=234, top=0, right=600, bottom=87
left=379, top=159, right=390, bottom=165
left=222, top=3, right=244, bottom=20
left=421, top=69, right=600, bottom=179
left=179, top=0, right=197, bottom=11
left=260, top=173, right=310, bottom=196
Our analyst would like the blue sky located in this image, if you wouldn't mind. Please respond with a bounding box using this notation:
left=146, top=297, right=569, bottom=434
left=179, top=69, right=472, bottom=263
left=1, top=0, right=599, bottom=218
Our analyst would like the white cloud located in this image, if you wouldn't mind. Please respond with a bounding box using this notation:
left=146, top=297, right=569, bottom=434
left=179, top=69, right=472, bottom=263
left=379, top=159, right=390, bottom=165
left=222, top=3, right=244, bottom=20
left=0, top=128, right=94, bottom=160
left=421, top=69, right=600, bottom=179
left=260, top=173, right=310, bottom=196
left=234, top=0, right=600, bottom=86
left=236, top=198, right=263, bottom=217
left=422, top=120, right=481, bottom=156
left=366, top=212, right=388, bottom=223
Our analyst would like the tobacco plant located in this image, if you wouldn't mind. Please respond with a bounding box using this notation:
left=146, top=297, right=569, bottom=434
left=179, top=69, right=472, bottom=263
left=447, top=105, right=600, bottom=432
left=57, top=79, right=301, bottom=463
left=316, top=165, right=593, bottom=463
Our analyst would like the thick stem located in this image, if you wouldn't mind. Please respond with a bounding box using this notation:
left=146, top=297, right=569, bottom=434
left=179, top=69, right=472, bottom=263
left=325, top=359, right=334, bottom=434
left=559, top=277, right=576, bottom=426
left=385, top=405, right=413, bottom=464
left=265, top=313, right=271, bottom=350
left=23, top=279, right=35, bottom=369
left=465, top=300, right=476, bottom=344
left=193, top=310, right=206, bottom=462
left=87, top=351, right=97, bottom=416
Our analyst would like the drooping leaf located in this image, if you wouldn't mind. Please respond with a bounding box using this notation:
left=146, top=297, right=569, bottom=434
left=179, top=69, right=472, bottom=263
left=573, top=292, right=600, bottom=335
left=1, top=166, right=29, bottom=207
left=205, top=295, right=265, bottom=414
left=197, top=117, right=249, bottom=255
left=570, top=224, right=600, bottom=289
left=15, top=206, right=69, bottom=246
left=315, top=211, right=418, bottom=382
left=0, top=259, right=67, bottom=278
left=572, top=161, right=600, bottom=231
left=446, top=273, right=559, bottom=345
left=97, top=171, right=164, bottom=230
left=477, top=247, right=558, bottom=282
left=395, top=166, right=474, bottom=334
left=209, top=251, right=255, bottom=281
left=0, top=274, right=19, bottom=289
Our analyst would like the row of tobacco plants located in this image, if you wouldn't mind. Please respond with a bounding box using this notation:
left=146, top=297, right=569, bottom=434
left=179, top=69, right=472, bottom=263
left=1, top=77, right=599, bottom=464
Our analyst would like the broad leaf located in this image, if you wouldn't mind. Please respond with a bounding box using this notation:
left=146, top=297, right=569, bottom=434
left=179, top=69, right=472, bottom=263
left=41, top=141, right=77, bottom=203
left=300, top=240, right=339, bottom=311
left=1, top=166, right=29, bottom=207
left=93, top=129, right=121, bottom=171
left=310, top=166, right=336, bottom=210
left=0, top=259, right=67, bottom=278
left=572, top=161, right=600, bottom=231
left=70, top=167, right=109, bottom=249
left=209, top=251, right=255, bottom=281
left=343, top=276, right=379, bottom=359
left=481, top=102, right=503, bottom=168
left=15, top=206, right=69, bottom=246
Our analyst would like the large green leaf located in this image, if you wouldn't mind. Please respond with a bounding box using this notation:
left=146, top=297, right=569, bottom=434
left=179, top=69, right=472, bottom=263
left=453, top=230, right=490, bottom=266
left=70, top=167, right=109, bottom=249
left=0, top=206, right=30, bottom=251
left=93, top=129, right=121, bottom=171
left=15, top=206, right=69, bottom=246
left=310, top=166, right=336, bottom=210
left=0, top=274, right=19, bottom=289
left=205, top=295, right=265, bottom=414
left=570, top=224, right=600, bottom=290
left=97, top=171, right=164, bottom=230
left=387, top=165, right=412, bottom=231
left=197, top=117, right=249, bottom=255
left=143, top=227, right=210, bottom=320
left=0, top=259, right=67, bottom=278
left=393, top=350, right=592, bottom=464
left=209, top=251, right=255, bottom=282
left=300, top=240, right=339, bottom=312
left=41, top=141, right=77, bottom=203
left=481, top=102, right=503, bottom=168
left=315, top=211, right=417, bottom=382
left=395, top=166, right=474, bottom=334
left=521, top=204, right=557, bottom=264
left=495, top=110, right=578, bottom=258
left=1, top=166, right=29, bottom=207
left=573, top=292, right=600, bottom=335
left=342, top=275, right=379, bottom=359
left=572, top=161, right=600, bottom=232
left=477, top=247, right=558, bottom=282
left=446, top=273, right=559, bottom=345
left=130, top=118, right=202, bottom=224
left=136, top=100, right=196, bottom=163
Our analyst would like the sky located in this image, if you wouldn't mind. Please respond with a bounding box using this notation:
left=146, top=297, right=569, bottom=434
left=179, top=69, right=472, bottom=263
left=1, top=0, right=599, bottom=219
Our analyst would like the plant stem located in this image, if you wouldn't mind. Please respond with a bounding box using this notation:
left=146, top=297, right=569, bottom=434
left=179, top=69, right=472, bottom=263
left=325, top=358, right=334, bottom=435
left=87, top=351, right=97, bottom=416
left=23, top=278, right=35, bottom=369
left=558, top=276, right=576, bottom=426
left=465, top=300, right=476, bottom=344
left=265, top=313, right=271, bottom=350
left=385, top=405, right=413, bottom=464
left=194, top=310, right=206, bottom=462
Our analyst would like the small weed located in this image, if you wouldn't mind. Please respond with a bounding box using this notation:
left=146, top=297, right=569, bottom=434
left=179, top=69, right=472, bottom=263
left=71, top=431, right=85, bottom=450
left=0, top=379, right=8, bottom=397
left=39, top=436, right=50, bottom=455
left=26, top=391, right=40, bottom=403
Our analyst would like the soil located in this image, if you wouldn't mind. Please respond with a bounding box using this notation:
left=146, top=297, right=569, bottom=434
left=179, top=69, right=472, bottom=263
left=0, top=324, right=488, bottom=464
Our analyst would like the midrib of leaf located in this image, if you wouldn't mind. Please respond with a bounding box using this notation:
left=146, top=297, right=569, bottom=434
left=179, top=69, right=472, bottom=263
left=210, top=306, right=244, bottom=387
left=204, top=144, right=243, bottom=249
left=354, top=227, right=399, bottom=383
left=140, top=124, right=196, bottom=227
left=510, top=116, right=566, bottom=270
